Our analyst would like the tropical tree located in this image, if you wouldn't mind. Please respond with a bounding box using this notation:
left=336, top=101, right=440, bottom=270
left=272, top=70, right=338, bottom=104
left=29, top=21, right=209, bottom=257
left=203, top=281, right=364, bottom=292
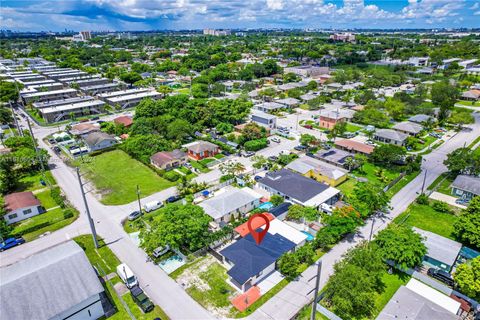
left=351, top=182, right=390, bottom=217
left=454, top=197, right=480, bottom=248
left=453, top=256, right=480, bottom=300
left=374, top=225, right=427, bottom=269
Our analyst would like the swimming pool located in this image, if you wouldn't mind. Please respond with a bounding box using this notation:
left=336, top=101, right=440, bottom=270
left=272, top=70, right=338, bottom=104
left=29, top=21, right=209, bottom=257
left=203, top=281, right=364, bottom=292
left=158, top=255, right=186, bottom=274
left=301, top=231, right=315, bottom=241
left=258, top=202, right=274, bottom=211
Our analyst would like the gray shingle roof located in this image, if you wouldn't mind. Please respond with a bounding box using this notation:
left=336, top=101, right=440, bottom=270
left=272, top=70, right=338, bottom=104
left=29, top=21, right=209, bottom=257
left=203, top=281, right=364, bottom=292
left=408, top=114, right=434, bottom=124
left=392, top=121, right=423, bottom=134
left=83, top=131, right=116, bottom=147
left=377, top=286, right=457, bottom=320
left=375, top=129, right=408, bottom=142
left=452, top=175, right=480, bottom=196
left=413, top=227, right=462, bottom=267
left=259, top=169, right=329, bottom=203
left=0, top=241, right=104, bottom=320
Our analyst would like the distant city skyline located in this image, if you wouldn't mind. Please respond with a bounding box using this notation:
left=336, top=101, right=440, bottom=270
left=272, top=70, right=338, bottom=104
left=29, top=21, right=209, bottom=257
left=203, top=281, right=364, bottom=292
left=1, top=0, right=480, bottom=32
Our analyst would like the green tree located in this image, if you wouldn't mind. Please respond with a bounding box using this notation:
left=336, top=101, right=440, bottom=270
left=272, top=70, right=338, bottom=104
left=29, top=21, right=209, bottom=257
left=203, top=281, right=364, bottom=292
left=251, top=155, right=268, bottom=170
left=278, top=252, right=300, bottom=280
left=270, top=194, right=284, bottom=207
left=444, top=148, right=480, bottom=176
left=140, top=204, right=212, bottom=253
left=431, top=81, right=459, bottom=121
left=300, top=134, right=316, bottom=146
left=351, top=182, right=390, bottom=217
left=120, top=71, right=142, bottom=85
left=453, top=256, right=480, bottom=300
left=156, top=85, right=173, bottom=97
left=371, top=144, right=406, bottom=167
left=374, top=225, right=427, bottom=269
left=323, top=244, right=385, bottom=319
left=454, top=197, right=480, bottom=248
left=0, top=196, right=13, bottom=240
left=0, top=80, right=23, bottom=103
left=0, top=155, right=17, bottom=194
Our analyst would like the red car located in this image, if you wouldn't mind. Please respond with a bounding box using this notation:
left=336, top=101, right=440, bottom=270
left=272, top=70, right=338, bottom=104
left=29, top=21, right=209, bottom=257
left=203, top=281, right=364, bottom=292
left=303, top=124, right=313, bottom=129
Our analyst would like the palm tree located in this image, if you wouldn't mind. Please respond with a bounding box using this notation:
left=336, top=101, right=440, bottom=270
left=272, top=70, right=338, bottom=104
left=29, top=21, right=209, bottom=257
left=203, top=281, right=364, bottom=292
left=344, top=157, right=356, bottom=171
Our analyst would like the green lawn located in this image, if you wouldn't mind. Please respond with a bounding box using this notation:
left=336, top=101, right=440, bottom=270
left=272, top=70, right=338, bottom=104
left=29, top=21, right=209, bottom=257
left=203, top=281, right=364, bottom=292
left=373, top=271, right=410, bottom=317
left=345, top=122, right=363, bottom=132
left=74, top=235, right=170, bottom=320
left=189, top=160, right=211, bottom=173
left=427, top=172, right=455, bottom=195
left=457, top=100, right=480, bottom=107
left=394, top=203, right=459, bottom=240
left=385, top=170, right=421, bottom=198
left=295, top=305, right=328, bottom=320
left=412, top=135, right=436, bottom=151
left=214, top=153, right=225, bottom=159
left=35, top=189, right=58, bottom=209
left=16, top=171, right=55, bottom=192
left=13, top=207, right=79, bottom=241
left=76, top=150, right=175, bottom=205
left=123, top=208, right=164, bottom=234
left=337, top=162, right=401, bottom=196
left=198, top=157, right=216, bottom=167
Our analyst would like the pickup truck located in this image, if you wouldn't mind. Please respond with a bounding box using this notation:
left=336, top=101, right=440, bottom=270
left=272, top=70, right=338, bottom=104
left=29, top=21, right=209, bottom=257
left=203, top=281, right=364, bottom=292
left=0, top=237, right=25, bottom=252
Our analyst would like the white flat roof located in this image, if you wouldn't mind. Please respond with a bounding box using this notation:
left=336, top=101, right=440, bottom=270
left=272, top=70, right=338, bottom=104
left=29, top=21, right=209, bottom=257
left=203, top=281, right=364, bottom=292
left=303, top=186, right=340, bottom=207
left=406, top=278, right=460, bottom=315
left=81, top=83, right=118, bottom=90
left=41, top=100, right=105, bottom=114
left=98, top=88, right=150, bottom=98
left=107, top=91, right=160, bottom=103
left=261, top=219, right=307, bottom=245
left=42, top=69, right=76, bottom=75
left=59, top=74, right=101, bottom=82
left=22, top=88, right=77, bottom=98
left=19, top=79, right=55, bottom=86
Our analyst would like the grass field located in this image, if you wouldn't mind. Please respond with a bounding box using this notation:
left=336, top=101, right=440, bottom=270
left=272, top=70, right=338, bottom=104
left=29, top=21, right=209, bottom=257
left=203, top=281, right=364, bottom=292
left=373, top=271, right=410, bottom=317
left=76, top=150, right=175, bottom=205
left=394, top=203, right=459, bottom=240
left=16, top=171, right=55, bottom=192
left=457, top=100, right=480, bottom=107
left=74, top=235, right=170, bottom=320
left=427, top=172, right=456, bottom=195
left=345, top=122, right=363, bottom=132
left=337, top=162, right=401, bottom=196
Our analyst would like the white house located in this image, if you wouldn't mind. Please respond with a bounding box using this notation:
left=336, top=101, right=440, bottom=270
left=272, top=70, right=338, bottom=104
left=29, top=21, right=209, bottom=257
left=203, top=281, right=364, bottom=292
left=3, top=191, right=43, bottom=225
left=0, top=241, right=106, bottom=320
left=83, top=131, right=117, bottom=152
left=198, top=186, right=262, bottom=224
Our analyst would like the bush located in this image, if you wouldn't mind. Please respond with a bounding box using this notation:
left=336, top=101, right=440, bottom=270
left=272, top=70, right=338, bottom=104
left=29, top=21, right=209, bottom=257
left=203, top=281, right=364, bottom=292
left=416, top=194, right=429, bottom=205
left=50, top=187, right=66, bottom=208
left=63, top=209, right=74, bottom=219
left=244, top=138, right=268, bottom=151
left=432, top=200, right=453, bottom=214
left=220, top=174, right=234, bottom=182
left=164, top=171, right=180, bottom=182
left=270, top=194, right=284, bottom=207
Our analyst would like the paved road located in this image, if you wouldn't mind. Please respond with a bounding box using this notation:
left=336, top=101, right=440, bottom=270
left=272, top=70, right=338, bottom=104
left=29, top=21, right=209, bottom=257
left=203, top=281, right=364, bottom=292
left=2, top=108, right=478, bottom=320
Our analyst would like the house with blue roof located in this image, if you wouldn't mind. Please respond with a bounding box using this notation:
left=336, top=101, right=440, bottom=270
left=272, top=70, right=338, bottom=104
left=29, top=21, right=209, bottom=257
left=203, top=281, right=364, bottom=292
left=219, top=232, right=295, bottom=292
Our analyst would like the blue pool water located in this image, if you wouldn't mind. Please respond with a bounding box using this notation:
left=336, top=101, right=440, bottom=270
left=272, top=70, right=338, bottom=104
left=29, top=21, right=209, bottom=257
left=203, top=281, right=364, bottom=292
left=258, top=202, right=274, bottom=211
left=301, top=231, right=315, bottom=241
left=158, top=255, right=186, bottom=274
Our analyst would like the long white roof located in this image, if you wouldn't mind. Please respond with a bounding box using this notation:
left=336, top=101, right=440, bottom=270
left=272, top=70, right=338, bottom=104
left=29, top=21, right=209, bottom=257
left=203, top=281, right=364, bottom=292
left=40, top=100, right=105, bottom=114
left=106, top=90, right=160, bottom=103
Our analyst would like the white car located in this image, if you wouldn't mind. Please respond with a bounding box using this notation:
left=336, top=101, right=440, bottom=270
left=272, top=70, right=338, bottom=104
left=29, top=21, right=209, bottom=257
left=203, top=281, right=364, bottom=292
left=270, top=137, right=281, bottom=143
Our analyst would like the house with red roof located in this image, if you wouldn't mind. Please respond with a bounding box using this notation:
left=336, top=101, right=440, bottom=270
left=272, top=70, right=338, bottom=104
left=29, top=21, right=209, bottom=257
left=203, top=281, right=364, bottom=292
left=113, top=115, right=133, bottom=127
left=3, top=191, right=43, bottom=225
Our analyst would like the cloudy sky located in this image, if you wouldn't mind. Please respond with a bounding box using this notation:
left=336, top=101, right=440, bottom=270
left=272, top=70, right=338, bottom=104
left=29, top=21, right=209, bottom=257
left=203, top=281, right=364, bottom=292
left=1, top=0, right=479, bottom=31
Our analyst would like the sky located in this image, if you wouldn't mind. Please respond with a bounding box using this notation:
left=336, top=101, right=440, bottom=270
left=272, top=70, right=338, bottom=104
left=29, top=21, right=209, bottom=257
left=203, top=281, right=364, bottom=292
left=1, top=0, right=479, bottom=32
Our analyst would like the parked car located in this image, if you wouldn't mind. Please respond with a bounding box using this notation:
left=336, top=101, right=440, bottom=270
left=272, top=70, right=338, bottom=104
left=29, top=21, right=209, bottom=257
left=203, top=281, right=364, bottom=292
left=455, top=198, right=468, bottom=205
left=117, top=263, right=138, bottom=288
left=48, top=138, right=56, bottom=144
left=427, top=268, right=454, bottom=287
left=294, top=145, right=307, bottom=151
left=142, top=200, right=163, bottom=213
left=343, top=132, right=355, bottom=139
left=91, top=116, right=100, bottom=120
left=365, top=140, right=376, bottom=146
left=243, top=151, right=255, bottom=157
left=130, top=285, right=154, bottom=313
left=268, top=156, right=278, bottom=162
left=254, top=175, right=263, bottom=181
left=270, top=137, right=281, bottom=143
left=303, top=124, right=313, bottom=129
left=97, top=120, right=105, bottom=124
left=127, top=210, right=142, bottom=221
left=166, top=195, right=181, bottom=203
left=53, top=146, right=61, bottom=153
left=0, top=237, right=25, bottom=252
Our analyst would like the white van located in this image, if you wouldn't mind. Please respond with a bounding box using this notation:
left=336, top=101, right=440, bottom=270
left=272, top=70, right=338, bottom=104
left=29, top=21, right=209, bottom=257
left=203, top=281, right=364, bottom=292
left=142, top=200, right=163, bottom=213
left=116, top=263, right=138, bottom=288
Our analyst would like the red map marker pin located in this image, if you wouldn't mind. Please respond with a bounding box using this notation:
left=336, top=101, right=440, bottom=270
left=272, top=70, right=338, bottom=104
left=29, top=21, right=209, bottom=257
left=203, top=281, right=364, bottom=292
left=247, top=213, right=270, bottom=245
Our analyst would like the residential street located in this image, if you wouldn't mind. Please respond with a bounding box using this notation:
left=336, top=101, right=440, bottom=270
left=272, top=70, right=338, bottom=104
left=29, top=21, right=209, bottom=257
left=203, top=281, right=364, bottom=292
left=1, top=110, right=478, bottom=320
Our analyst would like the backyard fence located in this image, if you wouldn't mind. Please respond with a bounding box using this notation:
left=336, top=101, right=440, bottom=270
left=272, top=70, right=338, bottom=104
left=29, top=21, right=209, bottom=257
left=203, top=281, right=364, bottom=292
left=383, top=172, right=406, bottom=192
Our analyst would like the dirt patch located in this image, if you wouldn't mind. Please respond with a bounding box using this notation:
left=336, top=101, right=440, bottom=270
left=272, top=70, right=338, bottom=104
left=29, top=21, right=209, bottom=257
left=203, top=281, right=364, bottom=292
left=113, top=282, right=129, bottom=296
